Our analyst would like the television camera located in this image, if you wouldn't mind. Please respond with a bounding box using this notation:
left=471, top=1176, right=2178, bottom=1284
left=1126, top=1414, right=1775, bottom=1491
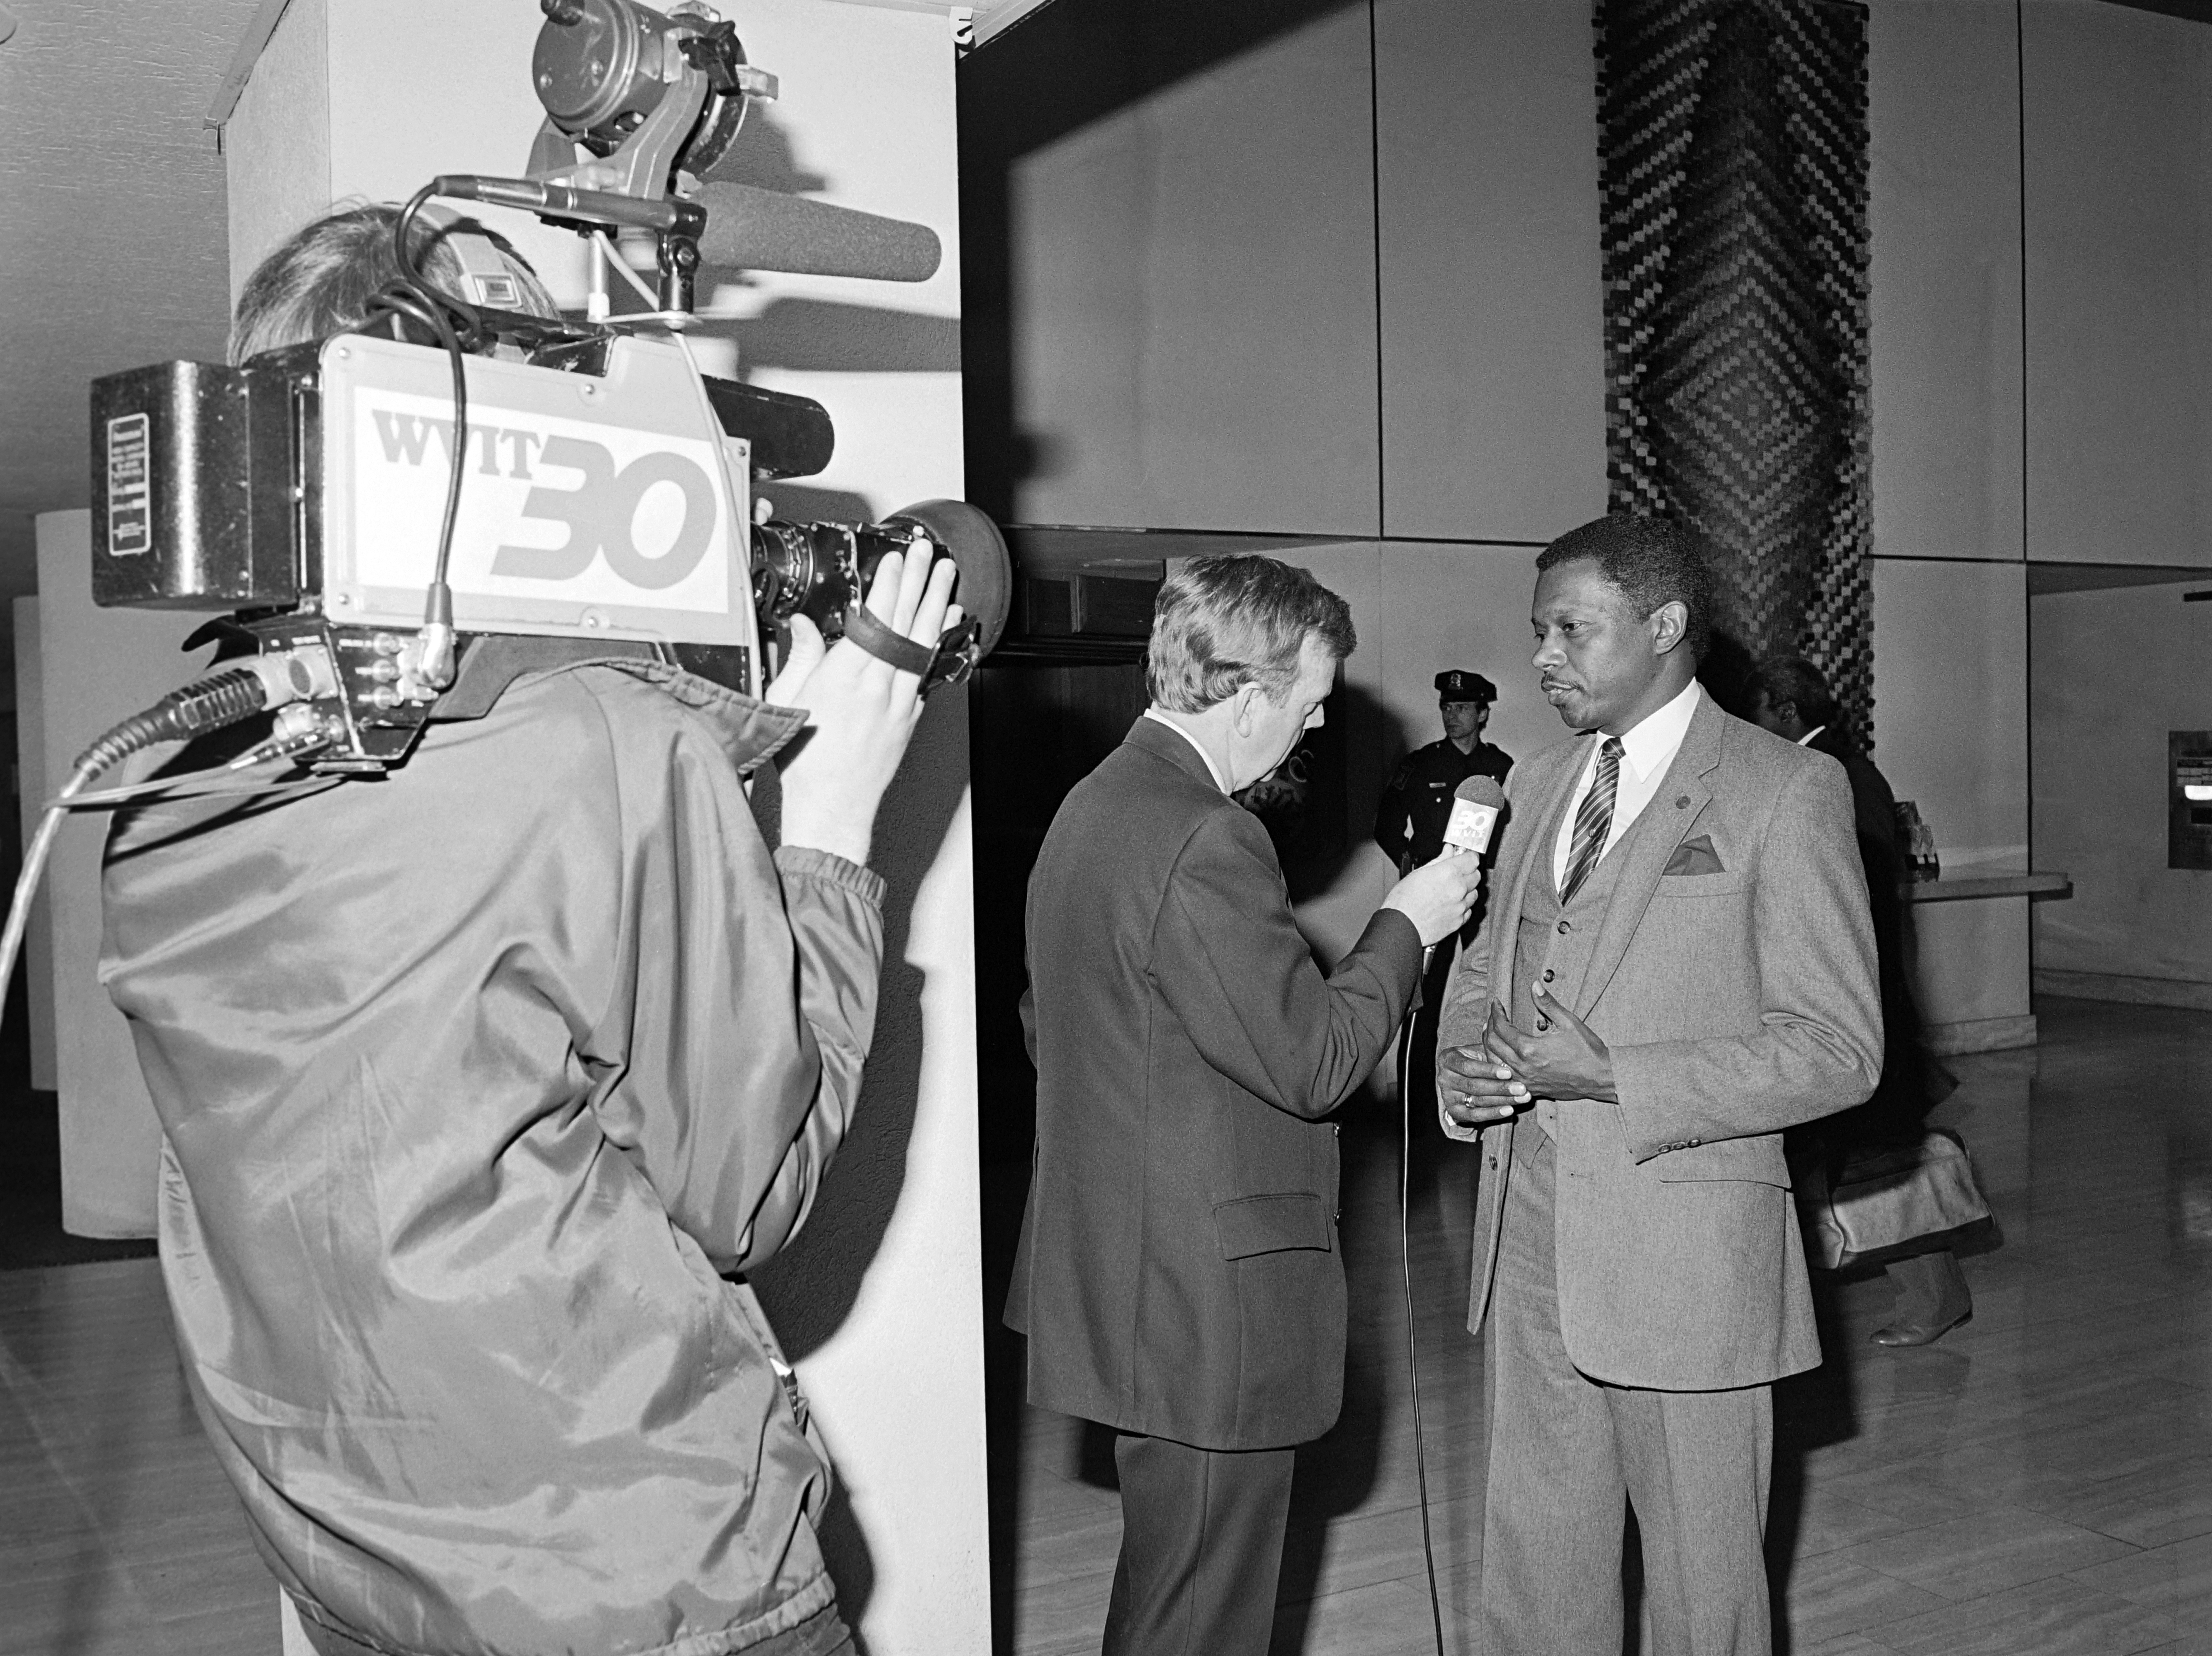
left=0, top=0, right=1015, bottom=1005
left=86, top=0, right=1010, bottom=775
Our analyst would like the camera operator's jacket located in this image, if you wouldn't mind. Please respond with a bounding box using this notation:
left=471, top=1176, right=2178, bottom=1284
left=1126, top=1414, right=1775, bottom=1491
left=101, top=654, right=878, bottom=1656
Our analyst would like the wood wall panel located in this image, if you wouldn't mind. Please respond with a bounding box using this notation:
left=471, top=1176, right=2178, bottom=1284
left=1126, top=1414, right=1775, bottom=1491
left=1871, top=556, right=2028, bottom=870
left=2022, top=0, right=2212, bottom=568
left=1374, top=0, right=1606, bottom=544
left=1008, top=5, right=1382, bottom=535
left=1867, top=0, right=2024, bottom=560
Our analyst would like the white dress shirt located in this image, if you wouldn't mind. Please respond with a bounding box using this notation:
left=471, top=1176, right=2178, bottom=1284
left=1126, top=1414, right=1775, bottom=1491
left=1550, top=678, right=1705, bottom=890
left=1142, top=708, right=1228, bottom=792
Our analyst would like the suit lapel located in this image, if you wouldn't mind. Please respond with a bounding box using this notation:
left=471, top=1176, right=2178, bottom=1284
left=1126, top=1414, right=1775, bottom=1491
left=1573, top=694, right=1726, bottom=1019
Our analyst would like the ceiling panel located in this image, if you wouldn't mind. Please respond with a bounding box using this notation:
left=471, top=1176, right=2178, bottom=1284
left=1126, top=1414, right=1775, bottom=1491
left=0, top=0, right=265, bottom=597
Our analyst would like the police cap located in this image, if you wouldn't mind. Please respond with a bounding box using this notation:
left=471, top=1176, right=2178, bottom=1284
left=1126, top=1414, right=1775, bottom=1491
left=1435, top=670, right=1496, bottom=704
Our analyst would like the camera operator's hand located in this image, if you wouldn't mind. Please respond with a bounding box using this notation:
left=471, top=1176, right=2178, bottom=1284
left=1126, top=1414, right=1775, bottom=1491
left=772, top=545, right=963, bottom=869
left=1380, top=851, right=1482, bottom=946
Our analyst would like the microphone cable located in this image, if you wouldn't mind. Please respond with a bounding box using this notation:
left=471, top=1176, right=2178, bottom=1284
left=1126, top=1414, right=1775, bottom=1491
left=359, top=183, right=483, bottom=692
left=1395, top=994, right=1449, bottom=1656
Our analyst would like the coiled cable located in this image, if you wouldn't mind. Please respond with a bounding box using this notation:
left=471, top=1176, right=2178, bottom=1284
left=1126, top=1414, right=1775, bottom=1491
left=0, top=668, right=279, bottom=1015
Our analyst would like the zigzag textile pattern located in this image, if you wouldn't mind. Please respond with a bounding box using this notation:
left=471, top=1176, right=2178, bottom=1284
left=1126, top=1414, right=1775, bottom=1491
left=1595, top=0, right=1874, bottom=743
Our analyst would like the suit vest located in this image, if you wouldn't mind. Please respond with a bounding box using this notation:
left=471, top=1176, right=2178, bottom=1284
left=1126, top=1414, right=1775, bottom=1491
left=1512, top=766, right=1672, bottom=1138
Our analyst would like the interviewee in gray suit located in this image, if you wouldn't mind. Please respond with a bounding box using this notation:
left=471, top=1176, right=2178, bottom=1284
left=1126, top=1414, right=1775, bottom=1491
left=1437, top=515, right=1883, bottom=1656
left=1008, top=555, right=1483, bottom=1656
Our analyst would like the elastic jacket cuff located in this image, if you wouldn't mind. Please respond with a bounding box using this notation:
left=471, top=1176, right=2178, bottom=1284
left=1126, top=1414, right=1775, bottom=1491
left=774, top=844, right=888, bottom=908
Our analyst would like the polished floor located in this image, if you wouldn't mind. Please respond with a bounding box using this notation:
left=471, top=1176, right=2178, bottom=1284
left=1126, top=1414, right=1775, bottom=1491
left=1004, top=997, right=2212, bottom=1656
left=2, top=997, right=2207, bottom=1654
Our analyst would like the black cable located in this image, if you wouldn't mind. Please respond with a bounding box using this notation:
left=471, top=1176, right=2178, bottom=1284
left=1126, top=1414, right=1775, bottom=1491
left=74, top=668, right=271, bottom=775
left=1397, top=999, right=1449, bottom=1656
left=358, top=184, right=474, bottom=677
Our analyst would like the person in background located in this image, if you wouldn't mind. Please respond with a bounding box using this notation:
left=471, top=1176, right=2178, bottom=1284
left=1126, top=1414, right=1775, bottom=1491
left=1374, top=670, right=1514, bottom=1119
left=1374, top=669, right=1513, bottom=875
left=1009, top=555, right=1484, bottom=1656
left=1748, top=654, right=1973, bottom=1346
left=100, top=202, right=957, bottom=1656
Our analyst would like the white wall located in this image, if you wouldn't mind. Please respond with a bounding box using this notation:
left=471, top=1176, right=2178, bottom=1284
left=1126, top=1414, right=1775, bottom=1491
left=225, top=0, right=330, bottom=299
left=217, top=3, right=991, bottom=1650
left=33, top=512, right=217, bottom=1235
left=13, top=596, right=54, bottom=1091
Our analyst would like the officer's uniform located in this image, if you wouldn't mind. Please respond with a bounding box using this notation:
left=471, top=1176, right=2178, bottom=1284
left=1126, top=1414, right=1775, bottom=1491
left=1374, top=673, right=1512, bottom=874
left=1374, top=670, right=1512, bottom=1124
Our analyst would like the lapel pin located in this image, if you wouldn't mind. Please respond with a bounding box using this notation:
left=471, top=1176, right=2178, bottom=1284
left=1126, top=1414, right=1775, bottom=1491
left=1675, top=795, right=1690, bottom=808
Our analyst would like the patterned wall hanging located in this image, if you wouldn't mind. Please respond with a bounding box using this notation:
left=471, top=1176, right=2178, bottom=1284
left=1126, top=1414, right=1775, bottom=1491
left=1595, top=0, right=1874, bottom=742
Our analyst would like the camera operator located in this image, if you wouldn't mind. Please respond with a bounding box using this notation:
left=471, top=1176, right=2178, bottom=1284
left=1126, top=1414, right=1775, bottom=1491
left=98, top=205, right=954, bottom=1656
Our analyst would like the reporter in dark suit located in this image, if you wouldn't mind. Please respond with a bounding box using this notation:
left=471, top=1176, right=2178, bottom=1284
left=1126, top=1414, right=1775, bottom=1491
left=1006, top=555, right=1484, bottom=1656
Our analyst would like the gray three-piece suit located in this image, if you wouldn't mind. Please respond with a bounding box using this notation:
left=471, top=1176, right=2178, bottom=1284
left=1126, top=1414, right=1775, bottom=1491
left=1439, top=692, right=1883, bottom=1656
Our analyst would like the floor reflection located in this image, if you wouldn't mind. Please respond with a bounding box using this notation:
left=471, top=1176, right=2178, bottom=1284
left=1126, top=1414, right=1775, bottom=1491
left=1005, top=998, right=2212, bottom=1656
left=1, top=998, right=2205, bottom=1653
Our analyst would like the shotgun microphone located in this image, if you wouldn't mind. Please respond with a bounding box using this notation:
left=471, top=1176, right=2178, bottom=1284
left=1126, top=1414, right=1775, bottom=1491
left=696, top=183, right=942, bottom=282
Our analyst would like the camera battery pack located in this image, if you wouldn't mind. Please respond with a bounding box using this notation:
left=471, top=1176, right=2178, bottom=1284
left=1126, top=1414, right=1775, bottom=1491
left=90, top=356, right=310, bottom=610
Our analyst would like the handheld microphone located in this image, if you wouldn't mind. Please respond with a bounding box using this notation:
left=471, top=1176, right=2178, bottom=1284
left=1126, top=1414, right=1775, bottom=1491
left=1419, top=775, right=1507, bottom=974
left=1442, top=775, right=1507, bottom=858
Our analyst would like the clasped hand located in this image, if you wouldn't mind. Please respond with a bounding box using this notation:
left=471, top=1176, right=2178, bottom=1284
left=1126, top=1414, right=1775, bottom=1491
left=1437, top=988, right=1616, bottom=1139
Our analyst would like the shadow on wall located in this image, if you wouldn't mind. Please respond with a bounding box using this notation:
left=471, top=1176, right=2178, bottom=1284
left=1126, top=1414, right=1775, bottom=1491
left=749, top=697, right=974, bottom=1633
left=957, top=0, right=1367, bottom=521
left=604, top=103, right=959, bottom=380
left=703, top=94, right=971, bottom=1631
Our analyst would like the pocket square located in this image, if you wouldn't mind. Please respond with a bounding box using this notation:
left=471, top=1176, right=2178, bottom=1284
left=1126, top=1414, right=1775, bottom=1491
left=1663, top=834, right=1725, bottom=876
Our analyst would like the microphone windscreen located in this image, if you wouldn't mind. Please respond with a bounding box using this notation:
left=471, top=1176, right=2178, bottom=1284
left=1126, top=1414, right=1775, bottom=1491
left=1443, top=775, right=1508, bottom=856
left=696, top=183, right=942, bottom=282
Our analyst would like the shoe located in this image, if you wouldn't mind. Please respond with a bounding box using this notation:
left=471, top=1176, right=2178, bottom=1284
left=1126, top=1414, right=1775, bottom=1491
left=1870, top=1309, right=1970, bottom=1348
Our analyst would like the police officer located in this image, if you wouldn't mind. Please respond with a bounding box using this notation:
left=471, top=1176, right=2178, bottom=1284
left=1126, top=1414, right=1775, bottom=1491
left=1375, top=670, right=1512, bottom=1124
left=1374, top=670, right=1512, bottom=873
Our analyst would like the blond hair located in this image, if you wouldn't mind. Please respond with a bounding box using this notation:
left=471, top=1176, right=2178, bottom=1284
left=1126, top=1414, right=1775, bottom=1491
left=230, top=202, right=557, bottom=362
left=1145, top=555, right=1355, bottom=713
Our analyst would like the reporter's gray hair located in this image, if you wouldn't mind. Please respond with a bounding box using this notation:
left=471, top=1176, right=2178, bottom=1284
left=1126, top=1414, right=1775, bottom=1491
left=1144, top=555, right=1356, bottom=713
left=229, top=202, right=558, bottom=363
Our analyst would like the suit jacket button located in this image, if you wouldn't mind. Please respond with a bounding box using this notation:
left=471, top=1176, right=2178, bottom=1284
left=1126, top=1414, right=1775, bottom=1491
left=1557, top=920, right=1570, bottom=934
left=1536, top=1016, right=1551, bottom=1032
left=1542, top=968, right=1555, bottom=982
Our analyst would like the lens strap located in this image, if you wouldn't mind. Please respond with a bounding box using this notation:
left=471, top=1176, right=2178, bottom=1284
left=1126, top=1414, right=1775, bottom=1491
left=841, top=602, right=940, bottom=679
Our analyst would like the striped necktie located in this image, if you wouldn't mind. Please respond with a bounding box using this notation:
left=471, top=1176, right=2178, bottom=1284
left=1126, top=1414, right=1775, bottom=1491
left=1560, top=737, right=1624, bottom=904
